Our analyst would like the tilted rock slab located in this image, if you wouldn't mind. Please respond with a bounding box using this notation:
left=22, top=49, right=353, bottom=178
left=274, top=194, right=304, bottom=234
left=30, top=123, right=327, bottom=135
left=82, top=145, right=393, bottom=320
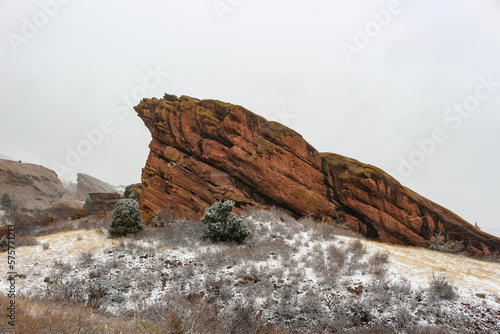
left=75, top=173, right=120, bottom=201
left=135, top=94, right=500, bottom=255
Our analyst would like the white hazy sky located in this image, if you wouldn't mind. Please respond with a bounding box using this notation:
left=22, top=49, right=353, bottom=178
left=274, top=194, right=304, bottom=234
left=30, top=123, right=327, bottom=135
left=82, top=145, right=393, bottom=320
left=1, top=0, right=499, bottom=237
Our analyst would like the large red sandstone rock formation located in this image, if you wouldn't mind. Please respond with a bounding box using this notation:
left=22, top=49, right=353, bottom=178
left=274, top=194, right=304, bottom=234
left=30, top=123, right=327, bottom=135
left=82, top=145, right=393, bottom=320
left=135, top=94, right=500, bottom=255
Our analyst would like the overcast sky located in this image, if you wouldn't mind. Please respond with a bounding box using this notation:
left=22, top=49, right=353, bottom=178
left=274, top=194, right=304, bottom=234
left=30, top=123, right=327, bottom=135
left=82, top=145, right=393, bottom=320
left=1, top=0, right=499, bottom=237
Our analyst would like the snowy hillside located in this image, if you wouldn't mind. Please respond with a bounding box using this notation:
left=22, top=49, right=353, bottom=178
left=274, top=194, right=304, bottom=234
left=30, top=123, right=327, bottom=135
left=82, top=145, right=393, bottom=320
left=1, top=208, right=499, bottom=333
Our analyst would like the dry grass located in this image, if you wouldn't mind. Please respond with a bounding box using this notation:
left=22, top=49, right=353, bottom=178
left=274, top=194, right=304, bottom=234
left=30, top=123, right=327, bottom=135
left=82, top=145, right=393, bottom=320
left=356, top=238, right=500, bottom=296
left=0, top=294, right=168, bottom=333
left=2, top=208, right=499, bottom=333
left=0, top=229, right=125, bottom=283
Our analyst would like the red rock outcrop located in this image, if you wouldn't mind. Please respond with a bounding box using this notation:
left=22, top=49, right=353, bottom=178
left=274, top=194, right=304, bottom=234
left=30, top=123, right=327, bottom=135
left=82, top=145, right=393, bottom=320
left=0, top=159, right=66, bottom=209
left=135, top=94, right=500, bottom=255
left=88, top=192, right=123, bottom=212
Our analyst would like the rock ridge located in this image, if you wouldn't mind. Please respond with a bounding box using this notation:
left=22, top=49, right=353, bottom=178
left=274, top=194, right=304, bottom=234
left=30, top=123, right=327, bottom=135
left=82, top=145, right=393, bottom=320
left=135, top=94, right=500, bottom=255
left=0, top=159, right=66, bottom=209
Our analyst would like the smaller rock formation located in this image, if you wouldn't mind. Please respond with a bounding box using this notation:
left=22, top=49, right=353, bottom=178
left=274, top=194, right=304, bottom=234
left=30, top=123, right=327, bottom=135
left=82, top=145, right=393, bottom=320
left=0, top=159, right=66, bottom=209
left=38, top=216, right=57, bottom=226
left=75, top=173, right=120, bottom=201
left=88, top=192, right=123, bottom=212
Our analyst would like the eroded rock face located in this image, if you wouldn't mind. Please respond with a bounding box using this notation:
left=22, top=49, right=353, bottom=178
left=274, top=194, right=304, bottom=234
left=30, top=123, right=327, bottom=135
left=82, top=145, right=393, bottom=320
left=75, top=173, right=120, bottom=201
left=0, top=159, right=66, bottom=209
left=135, top=94, right=500, bottom=255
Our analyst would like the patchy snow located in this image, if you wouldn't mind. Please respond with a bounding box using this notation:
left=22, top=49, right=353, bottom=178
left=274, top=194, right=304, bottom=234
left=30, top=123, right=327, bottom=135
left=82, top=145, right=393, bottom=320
left=1, top=217, right=499, bottom=332
left=357, top=238, right=500, bottom=305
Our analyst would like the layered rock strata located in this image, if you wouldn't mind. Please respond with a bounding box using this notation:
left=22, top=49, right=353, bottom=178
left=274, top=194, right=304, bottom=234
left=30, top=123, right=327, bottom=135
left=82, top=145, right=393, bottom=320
left=88, top=192, right=123, bottom=212
left=135, top=94, right=500, bottom=255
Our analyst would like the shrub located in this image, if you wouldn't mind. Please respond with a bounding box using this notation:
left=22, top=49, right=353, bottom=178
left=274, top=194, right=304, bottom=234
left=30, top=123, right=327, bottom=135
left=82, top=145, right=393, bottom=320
left=70, top=209, right=91, bottom=220
left=108, top=199, right=143, bottom=237
left=428, top=273, right=457, bottom=301
left=320, top=244, right=347, bottom=283
left=38, top=216, right=57, bottom=225
left=425, top=231, right=465, bottom=254
left=0, top=237, right=7, bottom=252
left=87, top=283, right=107, bottom=309
left=368, top=250, right=390, bottom=278
left=78, top=250, right=95, bottom=267
left=124, top=183, right=140, bottom=201
left=83, top=197, right=94, bottom=213
left=202, top=200, right=249, bottom=243
left=153, top=211, right=167, bottom=228
left=95, top=210, right=107, bottom=219
left=1, top=193, right=11, bottom=208
left=348, top=239, right=367, bottom=257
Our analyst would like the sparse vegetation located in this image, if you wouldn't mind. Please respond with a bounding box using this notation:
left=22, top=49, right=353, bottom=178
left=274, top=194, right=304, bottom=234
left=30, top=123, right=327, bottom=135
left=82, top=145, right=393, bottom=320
left=1, top=192, right=11, bottom=208
left=368, top=250, right=390, bottom=278
left=2, top=207, right=498, bottom=333
left=78, top=250, right=95, bottom=267
left=108, top=198, right=143, bottom=237
left=426, top=231, right=465, bottom=254
left=428, top=273, right=457, bottom=301
left=70, top=208, right=91, bottom=220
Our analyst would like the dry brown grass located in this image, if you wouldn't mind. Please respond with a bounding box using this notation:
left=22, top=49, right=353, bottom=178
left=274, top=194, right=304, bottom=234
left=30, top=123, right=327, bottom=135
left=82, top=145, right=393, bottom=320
left=0, top=294, right=169, bottom=333
left=0, top=293, right=290, bottom=334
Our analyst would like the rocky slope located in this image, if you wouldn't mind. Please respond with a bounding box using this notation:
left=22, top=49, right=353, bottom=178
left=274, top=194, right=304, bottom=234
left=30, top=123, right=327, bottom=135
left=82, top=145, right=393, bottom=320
left=75, top=173, right=120, bottom=201
left=0, top=159, right=66, bottom=209
left=135, top=94, right=500, bottom=255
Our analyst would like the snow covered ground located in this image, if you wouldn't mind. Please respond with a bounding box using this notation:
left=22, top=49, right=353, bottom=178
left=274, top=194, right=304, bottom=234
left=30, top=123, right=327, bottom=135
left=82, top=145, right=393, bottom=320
left=359, top=237, right=500, bottom=302
left=1, top=212, right=499, bottom=332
